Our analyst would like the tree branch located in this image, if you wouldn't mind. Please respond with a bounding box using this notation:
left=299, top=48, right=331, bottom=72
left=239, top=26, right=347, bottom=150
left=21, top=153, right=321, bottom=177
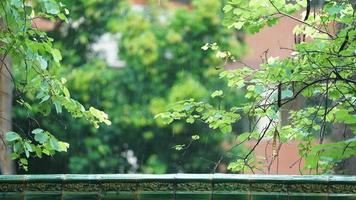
left=268, top=0, right=335, bottom=38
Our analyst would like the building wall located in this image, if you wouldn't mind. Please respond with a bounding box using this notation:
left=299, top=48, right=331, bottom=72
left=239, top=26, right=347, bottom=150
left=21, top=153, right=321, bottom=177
left=243, top=16, right=304, bottom=174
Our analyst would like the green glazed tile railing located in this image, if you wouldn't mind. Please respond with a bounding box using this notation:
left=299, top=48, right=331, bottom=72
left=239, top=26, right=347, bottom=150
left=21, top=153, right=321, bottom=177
left=0, top=174, right=355, bottom=200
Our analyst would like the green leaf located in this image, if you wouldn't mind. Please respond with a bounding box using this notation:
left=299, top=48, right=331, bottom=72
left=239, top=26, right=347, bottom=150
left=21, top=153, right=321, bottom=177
left=24, top=142, right=33, bottom=158
left=220, top=125, right=232, bottom=133
left=10, top=0, right=22, bottom=8
left=19, top=158, right=28, bottom=166
left=49, top=137, right=59, bottom=150
left=51, top=49, right=62, bottom=62
left=211, top=90, right=223, bottom=98
left=233, top=22, right=244, bottom=29
left=326, top=4, right=343, bottom=15
left=37, top=56, right=48, bottom=70
left=335, top=109, right=356, bottom=124
left=54, top=101, right=63, bottom=113
left=237, top=132, right=250, bottom=141
left=11, top=152, right=19, bottom=159
left=281, top=89, right=293, bottom=98
left=223, top=4, right=233, bottom=13
left=58, top=13, right=68, bottom=21
left=44, top=1, right=60, bottom=15
left=5, top=132, right=21, bottom=142
left=191, top=135, right=200, bottom=140
left=255, top=85, right=264, bottom=93
left=34, top=132, right=49, bottom=144
left=186, top=117, right=195, bottom=124
left=173, top=144, right=185, bottom=151
left=227, top=159, right=246, bottom=172
left=57, top=141, right=70, bottom=152
left=63, top=87, right=70, bottom=98
left=24, top=142, right=33, bottom=152
left=31, top=128, right=44, bottom=135
left=34, top=146, right=43, bottom=158
left=40, top=95, right=50, bottom=103
left=13, top=142, right=22, bottom=153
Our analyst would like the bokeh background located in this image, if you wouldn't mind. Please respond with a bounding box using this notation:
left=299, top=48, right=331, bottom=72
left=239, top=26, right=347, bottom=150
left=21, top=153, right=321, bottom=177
left=13, top=0, right=351, bottom=175
left=13, top=0, right=249, bottom=174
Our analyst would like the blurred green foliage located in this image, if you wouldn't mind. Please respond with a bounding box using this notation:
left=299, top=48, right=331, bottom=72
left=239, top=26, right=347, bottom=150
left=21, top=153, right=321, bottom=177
left=13, top=0, right=247, bottom=173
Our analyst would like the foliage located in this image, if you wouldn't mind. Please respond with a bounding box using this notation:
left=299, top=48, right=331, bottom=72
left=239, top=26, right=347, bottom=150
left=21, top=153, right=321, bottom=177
left=0, top=0, right=110, bottom=170
left=13, top=0, right=247, bottom=173
left=158, top=0, right=356, bottom=174
left=48, top=0, right=123, bottom=65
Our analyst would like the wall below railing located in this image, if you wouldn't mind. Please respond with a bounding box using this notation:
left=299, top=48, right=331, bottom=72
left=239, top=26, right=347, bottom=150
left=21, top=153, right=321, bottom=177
left=0, top=174, right=355, bottom=199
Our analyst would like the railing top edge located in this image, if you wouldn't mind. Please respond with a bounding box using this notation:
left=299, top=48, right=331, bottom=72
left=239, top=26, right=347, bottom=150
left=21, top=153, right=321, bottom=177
left=0, top=174, right=355, bottom=183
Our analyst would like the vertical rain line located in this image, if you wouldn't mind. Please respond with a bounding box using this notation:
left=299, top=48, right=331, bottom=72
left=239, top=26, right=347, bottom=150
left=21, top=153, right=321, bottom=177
left=211, top=178, right=214, bottom=200
left=173, top=176, right=177, bottom=200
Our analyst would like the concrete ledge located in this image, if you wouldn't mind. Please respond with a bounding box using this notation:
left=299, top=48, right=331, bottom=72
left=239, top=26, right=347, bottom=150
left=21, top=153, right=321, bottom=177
left=0, top=174, right=355, bottom=199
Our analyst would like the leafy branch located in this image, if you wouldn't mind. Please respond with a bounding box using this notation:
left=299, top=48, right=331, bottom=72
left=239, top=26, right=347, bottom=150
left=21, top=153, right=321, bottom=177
left=158, top=0, right=356, bottom=174
left=0, top=0, right=111, bottom=170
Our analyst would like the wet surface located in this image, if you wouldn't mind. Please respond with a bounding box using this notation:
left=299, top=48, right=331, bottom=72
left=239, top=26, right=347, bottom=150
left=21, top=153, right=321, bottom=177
left=0, top=174, right=355, bottom=199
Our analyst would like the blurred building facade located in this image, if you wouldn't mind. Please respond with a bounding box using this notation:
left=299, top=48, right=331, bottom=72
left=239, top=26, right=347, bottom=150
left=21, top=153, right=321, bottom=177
left=243, top=15, right=304, bottom=174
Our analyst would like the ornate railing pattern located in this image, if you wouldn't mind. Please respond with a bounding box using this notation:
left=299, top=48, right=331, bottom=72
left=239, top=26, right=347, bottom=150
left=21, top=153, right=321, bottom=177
left=0, top=174, right=355, bottom=199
